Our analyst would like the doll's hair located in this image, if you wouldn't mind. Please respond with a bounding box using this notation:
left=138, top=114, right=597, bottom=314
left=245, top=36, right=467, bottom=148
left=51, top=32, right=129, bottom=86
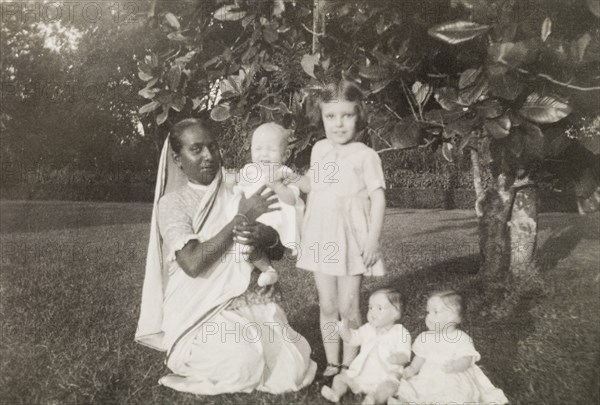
left=429, top=290, right=464, bottom=323
left=372, top=288, right=405, bottom=318
left=312, top=79, right=368, bottom=131
left=169, top=117, right=218, bottom=154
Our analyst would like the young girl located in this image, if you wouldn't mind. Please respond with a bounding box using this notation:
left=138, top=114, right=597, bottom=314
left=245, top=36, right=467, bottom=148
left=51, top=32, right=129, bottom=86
left=321, top=289, right=411, bottom=404
left=296, top=79, right=387, bottom=377
left=390, top=291, right=508, bottom=405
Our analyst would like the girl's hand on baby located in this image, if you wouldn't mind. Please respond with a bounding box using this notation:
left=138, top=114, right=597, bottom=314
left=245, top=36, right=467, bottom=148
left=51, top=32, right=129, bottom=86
left=273, top=166, right=299, bottom=185
left=362, top=239, right=380, bottom=268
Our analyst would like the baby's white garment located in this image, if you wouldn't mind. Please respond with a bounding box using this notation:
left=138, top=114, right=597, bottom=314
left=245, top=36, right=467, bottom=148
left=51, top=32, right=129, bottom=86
left=233, top=164, right=304, bottom=254
left=396, top=330, right=508, bottom=404
left=345, top=323, right=412, bottom=395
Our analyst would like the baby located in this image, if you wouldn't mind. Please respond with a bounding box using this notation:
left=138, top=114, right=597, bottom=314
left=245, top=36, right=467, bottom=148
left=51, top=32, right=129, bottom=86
left=321, top=289, right=412, bottom=405
left=232, top=122, right=305, bottom=287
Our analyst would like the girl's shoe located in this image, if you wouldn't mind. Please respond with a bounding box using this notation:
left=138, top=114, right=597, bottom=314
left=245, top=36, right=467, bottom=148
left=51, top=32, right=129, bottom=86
left=322, top=363, right=349, bottom=377
left=322, top=363, right=340, bottom=377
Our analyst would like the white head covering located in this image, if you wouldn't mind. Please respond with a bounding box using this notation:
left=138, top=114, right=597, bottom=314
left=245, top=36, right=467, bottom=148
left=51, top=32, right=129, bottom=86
left=135, top=138, right=187, bottom=350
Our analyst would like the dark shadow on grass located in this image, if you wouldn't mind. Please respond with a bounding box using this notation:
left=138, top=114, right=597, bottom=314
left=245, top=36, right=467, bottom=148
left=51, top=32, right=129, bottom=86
left=0, top=201, right=152, bottom=234
left=536, top=213, right=599, bottom=273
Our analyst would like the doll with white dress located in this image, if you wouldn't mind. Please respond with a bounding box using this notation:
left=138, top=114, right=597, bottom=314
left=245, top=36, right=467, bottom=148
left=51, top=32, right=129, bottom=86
left=321, top=289, right=412, bottom=405
left=390, top=291, right=508, bottom=405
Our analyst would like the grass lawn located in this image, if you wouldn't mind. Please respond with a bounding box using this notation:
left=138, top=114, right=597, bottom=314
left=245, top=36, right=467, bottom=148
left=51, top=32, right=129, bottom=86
left=1, top=201, right=598, bottom=404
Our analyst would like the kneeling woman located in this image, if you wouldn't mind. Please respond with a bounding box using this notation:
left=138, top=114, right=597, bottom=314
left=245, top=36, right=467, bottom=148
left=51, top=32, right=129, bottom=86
left=136, top=118, right=316, bottom=395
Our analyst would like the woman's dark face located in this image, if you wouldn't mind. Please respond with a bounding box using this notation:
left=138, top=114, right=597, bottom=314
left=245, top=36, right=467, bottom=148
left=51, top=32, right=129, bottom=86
left=174, top=126, right=221, bottom=185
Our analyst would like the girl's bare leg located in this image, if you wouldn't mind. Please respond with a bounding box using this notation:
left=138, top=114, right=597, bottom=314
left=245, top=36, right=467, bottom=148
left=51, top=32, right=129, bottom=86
left=321, top=373, right=351, bottom=402
left=314, top=272, right=340, bottom=376
left=337, top=274, right=362, bottom=367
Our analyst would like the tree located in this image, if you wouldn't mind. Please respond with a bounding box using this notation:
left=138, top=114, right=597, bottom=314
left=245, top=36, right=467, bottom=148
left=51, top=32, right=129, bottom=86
left=136, top=0, right=599, bottom=283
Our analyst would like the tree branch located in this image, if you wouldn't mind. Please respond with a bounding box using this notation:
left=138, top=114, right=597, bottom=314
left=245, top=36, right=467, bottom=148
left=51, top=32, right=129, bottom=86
left=516, top=68, right=600, bottom=92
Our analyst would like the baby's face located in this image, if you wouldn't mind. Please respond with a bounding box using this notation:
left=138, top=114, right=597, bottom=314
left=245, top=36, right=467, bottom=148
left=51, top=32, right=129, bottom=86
left=425, top=296, right=460, bottom=331
left=367, top=293, right=400, bottom=329
left=251, top=130, right=286, bottom=165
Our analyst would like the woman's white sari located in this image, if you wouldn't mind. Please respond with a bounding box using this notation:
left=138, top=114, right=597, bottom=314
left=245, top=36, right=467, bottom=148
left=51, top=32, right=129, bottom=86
left=135, top=139, right=315, bottom=395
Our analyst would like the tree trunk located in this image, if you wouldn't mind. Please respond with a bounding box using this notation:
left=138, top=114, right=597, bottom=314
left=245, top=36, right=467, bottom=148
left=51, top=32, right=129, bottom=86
left=312, top=0, right=325, bottom=54
left=477, top=174, right=512, bottom=280
left=508, top=179, right=538, bottom=279
left=471, top=149, right=484, bottom=216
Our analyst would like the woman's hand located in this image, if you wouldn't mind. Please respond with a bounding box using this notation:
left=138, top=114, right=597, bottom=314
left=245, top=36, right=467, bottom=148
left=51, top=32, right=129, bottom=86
left=237, top=185, right=279, bottom=222
left=362, top=238, right=380, bottom=268
left=233, top=222, right=279, bottom=248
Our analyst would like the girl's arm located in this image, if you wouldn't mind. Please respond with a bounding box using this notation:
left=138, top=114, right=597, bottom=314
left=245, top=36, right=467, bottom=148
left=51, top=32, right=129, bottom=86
left=268, top=181, right=297, bottom=205
left=292, top=174, right=311, bottom=194
left=362, top=187, right=386, bottom=267
left=403, top=356, right=425, bottom=379
left=443, top=356, right=475, bottom=373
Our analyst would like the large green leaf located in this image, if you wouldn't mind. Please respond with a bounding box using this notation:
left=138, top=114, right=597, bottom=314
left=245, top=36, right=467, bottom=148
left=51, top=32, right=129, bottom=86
left=214, top=5, right=247, bottom=21
left=488, top=42, right=530, bottom=67
left=458, top=75, right=488, bottom=106
left=474, top=99, right=504, bottom=119
left=391, top=120, right=421, bottom=149
left=541, top=18, right=552, bottom=42
left=167, top=65, right=181, bottom=90
left=519, top=121, right=545, bottom=160
left=301, top=54, right=319, bottom=79
left=484, top=115, right=511, bottom=139
left=412, top=81, right=432, bottom=106
left=519, top=93, right=572, bottom=124
left=358, top=65, right=391, bottom=80
left=434, top=87, right=463, bottom=111
left=441, top=142, right=455, bottom=162
left=210, top=104, right=231, bottom=121
left=164, top=13, right=180, bottom=29
left=139, top=101, right=160, bottom=115
left=428, top=21, right=490, bottom=45
left=489, top=71, right=523, bottom=100
left=156, top=106, right=168, bottom=125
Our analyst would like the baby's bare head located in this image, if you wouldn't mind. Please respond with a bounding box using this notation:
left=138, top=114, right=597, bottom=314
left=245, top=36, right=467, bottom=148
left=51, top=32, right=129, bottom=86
left=251, top=123, right=290, bottom=164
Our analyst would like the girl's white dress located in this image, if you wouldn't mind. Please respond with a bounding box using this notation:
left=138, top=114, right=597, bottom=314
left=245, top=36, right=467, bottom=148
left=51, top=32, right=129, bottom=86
left=396, top=330, right=508, bottom=404
left=345, top=323, right=412, bottom=394
left=297, top=139, right=386, bottom=276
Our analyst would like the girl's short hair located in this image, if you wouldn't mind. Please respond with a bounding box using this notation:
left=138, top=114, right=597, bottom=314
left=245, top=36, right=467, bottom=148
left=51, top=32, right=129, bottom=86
left=429, top=290, right=464, bottom=323
left=372, top=288, right=405, bottom=316
left=169, top=117, right=218, bottom=154
left=312, top=79, right=368, bottom=131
